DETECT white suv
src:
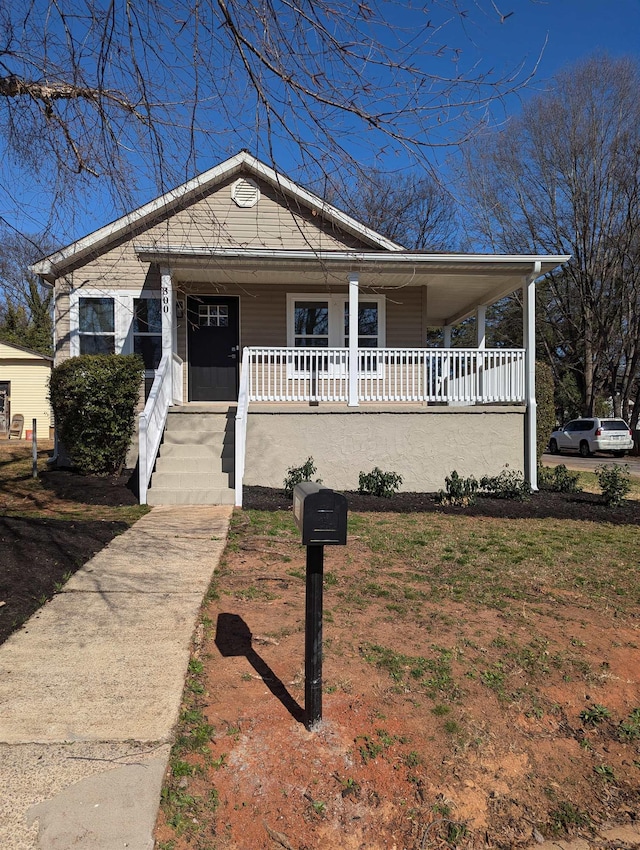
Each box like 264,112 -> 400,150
549,418 -> 634,458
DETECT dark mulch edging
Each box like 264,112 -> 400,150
243,485 -> 640,525
0,516 -> 130,644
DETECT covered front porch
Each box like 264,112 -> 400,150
243,346 -> 525,405
137,249 -> 569,504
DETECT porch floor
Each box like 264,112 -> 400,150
174,401 -> 525,414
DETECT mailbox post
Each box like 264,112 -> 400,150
293,483 -> 347,730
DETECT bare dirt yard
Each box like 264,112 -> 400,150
155,483 -> 640,850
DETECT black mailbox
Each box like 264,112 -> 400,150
293,482 -> 348,546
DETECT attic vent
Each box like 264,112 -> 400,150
231,177 -> 260,208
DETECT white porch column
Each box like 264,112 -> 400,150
524,261 -> 541,491
348,273 -> 359,407
160,266 -> 173,397
476,305 -> 486,349
443,325 -> 452,348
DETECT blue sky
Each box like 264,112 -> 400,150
465,0 -> 640,94
4,0 -> 640,244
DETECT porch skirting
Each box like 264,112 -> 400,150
243,405 -> 526,493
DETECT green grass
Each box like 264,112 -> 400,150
360,642 -> 457,698
343,513 -> 640,616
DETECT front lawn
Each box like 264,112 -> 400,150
155,490 -> 640,850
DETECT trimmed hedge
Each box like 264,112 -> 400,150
49,354 -> 144,475
536,360 -> 555,462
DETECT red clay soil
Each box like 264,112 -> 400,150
155,489 -> 640,850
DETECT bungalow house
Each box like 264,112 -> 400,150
32,151 -> 569,505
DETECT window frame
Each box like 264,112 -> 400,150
77,296 -> 116,356
286,293 -> 385,348
70,289 -> 163,375
286,293 -> 385,377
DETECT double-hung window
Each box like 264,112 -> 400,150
72,290 -> 163,372
78,298 -> 116,355
133,297 -> 162,370
287,294 -> 384,374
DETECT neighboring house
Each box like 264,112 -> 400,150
0,340 -> 53,439
32,151 -> 569,505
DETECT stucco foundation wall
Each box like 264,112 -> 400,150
243,407 -> 526,492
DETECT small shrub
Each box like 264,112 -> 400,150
283,457 -> 320,497
595,463 -> 630,507
436,470 -> 479,506
358,467 -> 402,498
537,464 -> 582,494
49,353 -> 144,475
480,467 -> 531,501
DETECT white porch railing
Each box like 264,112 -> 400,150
139,352 -> 184,504
246,347 -> 525,405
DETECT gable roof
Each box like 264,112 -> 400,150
0,339 -> 53,361
32,151 -> 403,281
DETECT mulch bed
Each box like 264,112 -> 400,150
0,515 -> 130,644
243,485 -> 640,525
0,468 -> 137,645
40,467 -> 140,506
3,472 -> 638,647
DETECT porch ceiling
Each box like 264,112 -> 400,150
135,246 -> 570,326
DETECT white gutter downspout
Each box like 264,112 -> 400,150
524,261 -> 541,491
348,274 -> 359,407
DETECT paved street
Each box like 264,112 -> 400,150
541,452 -> 640,477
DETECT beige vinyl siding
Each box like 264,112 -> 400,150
0,345 -> 53,437
142,175 -> 372,252
386,286 -> 424,347
53,171 -> 376,361
54,287 -> 71,362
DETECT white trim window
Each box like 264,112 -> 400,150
286,293 -> 385,375
133,297 -> 162,369
78,297 -> 116,355
70,289 -> 162,372
286,293 -> 385,348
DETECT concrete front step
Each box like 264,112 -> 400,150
147,488 -> 235,506
151,471 -> 232,490
157,442 -> 234,459
148,408 -> 236,506
155,456 -> 227,474
165,412 -> 234,431
162,429 -> 233,446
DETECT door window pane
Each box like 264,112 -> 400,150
199,304 -> 229,327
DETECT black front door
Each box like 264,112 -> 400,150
187,296 -> 239,401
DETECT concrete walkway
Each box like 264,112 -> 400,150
0,505 -> 232,850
